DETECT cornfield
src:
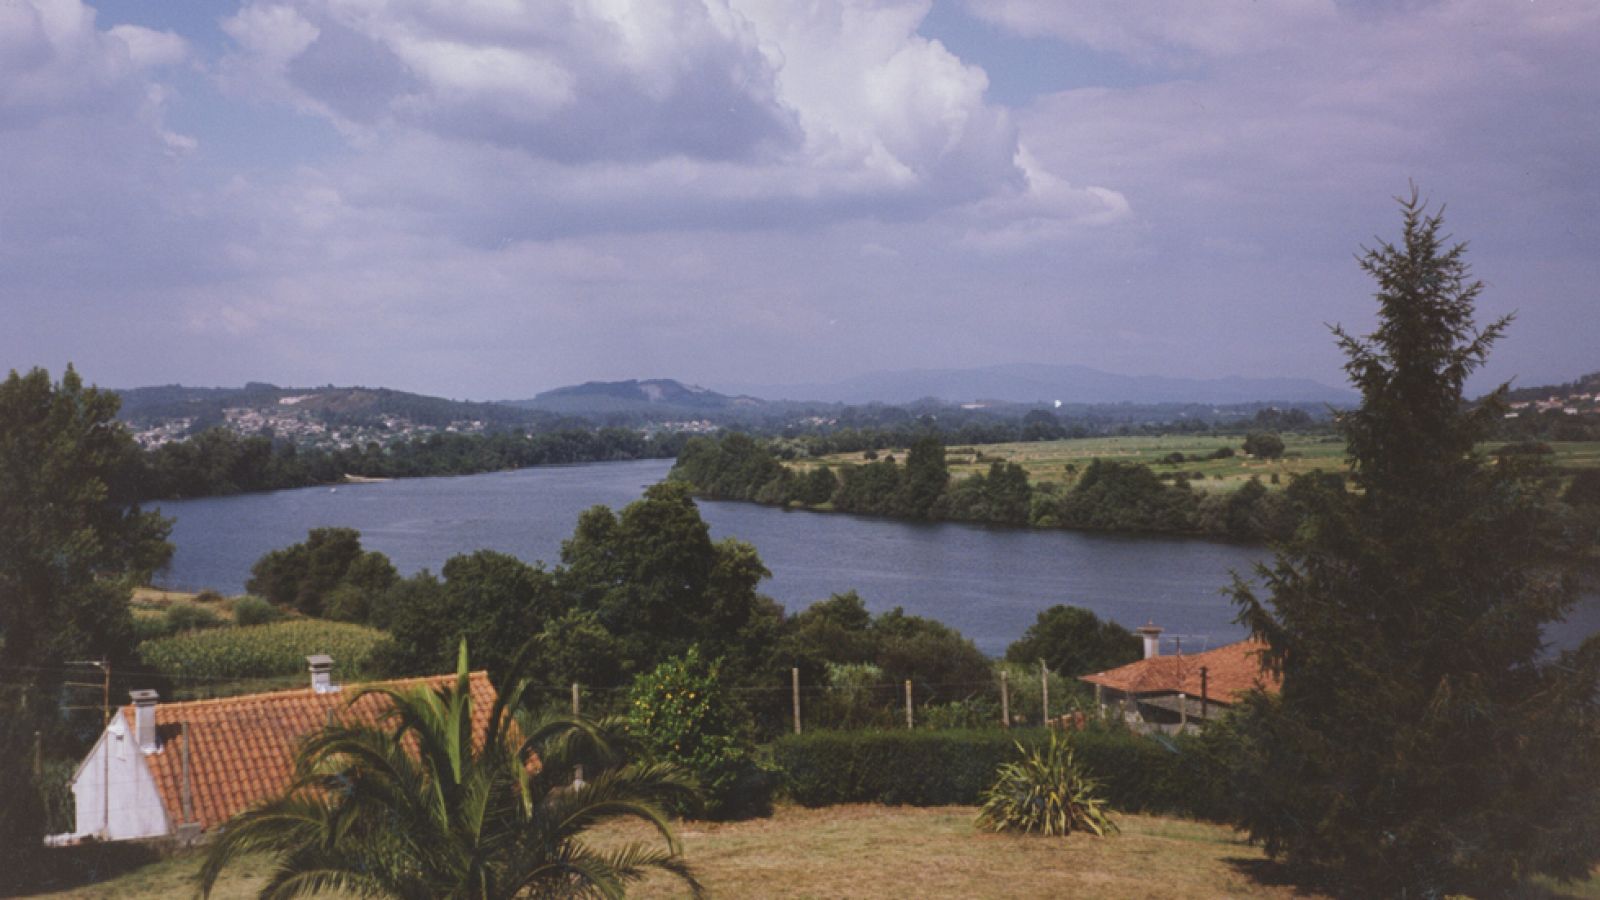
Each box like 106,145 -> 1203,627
138,619 -> 388,683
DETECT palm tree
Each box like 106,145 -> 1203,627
199,642 -> 702,898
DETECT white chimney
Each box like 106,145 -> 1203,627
130,689 -> 159,753
307,655 -> 337,693
1136,621 -> 1163,660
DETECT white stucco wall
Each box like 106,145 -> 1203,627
69,711 -> 170,841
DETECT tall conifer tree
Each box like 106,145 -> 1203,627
1229,191 -> 1600,895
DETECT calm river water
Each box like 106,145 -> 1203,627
152,459 -> 1599,656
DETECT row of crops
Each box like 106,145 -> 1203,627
138,619 -> 389,685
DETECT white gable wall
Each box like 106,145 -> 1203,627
68,710 -> 170,841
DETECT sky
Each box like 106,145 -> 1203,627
1,0 -> 1595,401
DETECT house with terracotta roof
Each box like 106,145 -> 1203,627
1079,623 -> 1279,732
56,656 -> 496,844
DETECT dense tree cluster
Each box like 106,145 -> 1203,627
1004,605 -> 1141,677
673,432 -> 1313,541
1227,193 -> 1600,894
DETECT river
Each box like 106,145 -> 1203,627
151,459 -> 1599,656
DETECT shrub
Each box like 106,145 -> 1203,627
164,602 -> 224,633
976,732 -> 1115,836
773,726 -> 1232,817
231,595 -> 283,626
138,620 -> 387,683
627,647 -> 772,819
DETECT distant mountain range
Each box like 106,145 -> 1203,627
716,363 -> 1357,406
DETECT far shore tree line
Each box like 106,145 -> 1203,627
128,425 -> 689,501
671,428 -> 1600,544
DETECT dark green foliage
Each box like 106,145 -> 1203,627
0,716 -> 47,880
1241,432 -> 1285,459
775,592 -> 879,687
894,435 -> 948,519
1565,468 -> 1600,508
0,366 -> 172,851
380,552 -> 559,682
558,482 -> 783,687
831,457 -> 903,516
774,727 -> 1227,815
163,601 -> 224,633
1004,605 -> 1140,677
873,608 -> 993,704
245,527 -> 397,617
1229,192 -> 1600,895
626,648 -> 773,820
940,461 -> 1032,526
1056,458 -> 1198,533
231,595 -> 283,626
671,433 -> 788,502
796,465 -> 838,505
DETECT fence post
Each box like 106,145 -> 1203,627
571,682 -> 584,789
792,667 -> 802,735
1040,659 -> 1049,727
904,680 -> 913,729
1000,669 -> 1010,728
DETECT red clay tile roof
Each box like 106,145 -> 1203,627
1079,639 -> 1280,702
122,671 -> 497,832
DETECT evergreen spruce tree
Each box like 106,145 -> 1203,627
1229,191 -> 1600,895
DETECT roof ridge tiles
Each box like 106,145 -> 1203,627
121,670 -> 493,714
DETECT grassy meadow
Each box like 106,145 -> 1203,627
805,434 -> 1600,493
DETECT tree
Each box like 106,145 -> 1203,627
626,647 -> 771,820
381,551 -> 560,681
557,482 -> 781,684
1005,605 -> 1140,677
200,643 -> 701,899
246,527 -> 395,617
894,435 -> 948,519
0,367 -> 173,678
0,365 -> 172,872
1241,432 -> 1285,459
1228,191 -> 1600,895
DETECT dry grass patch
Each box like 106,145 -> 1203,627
32,805 -> 1600,899
599,804 -> 1325,899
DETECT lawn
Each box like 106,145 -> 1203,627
27,804 -> 1600,898
28,806 -> 1313,899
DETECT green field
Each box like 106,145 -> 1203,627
805,435 -> 1600,493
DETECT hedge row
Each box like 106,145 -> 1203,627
771,726 -> 1232,819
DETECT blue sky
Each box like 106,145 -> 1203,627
2,0 -> 1595,399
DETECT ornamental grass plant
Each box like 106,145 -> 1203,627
976,731 -> 1116,837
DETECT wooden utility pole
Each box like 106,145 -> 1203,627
1040,659 -> 1049,727
999,669 -> 1010,728
904,680 -> 913,729
571,682 -> 580,716
792,668 -> 802,735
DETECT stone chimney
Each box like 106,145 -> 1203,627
307,655 -> 337,694
1136,621 -> 1163,660
129,689 -> 159,753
